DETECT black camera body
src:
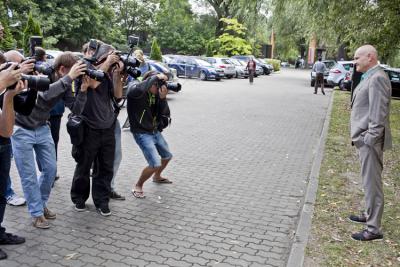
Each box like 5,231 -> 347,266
157,79 -> 181,92
0,62 -> 50,91
115,51 -> 141,79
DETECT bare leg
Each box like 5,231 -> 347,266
153,158 -> 171,181
134,166 -> 157,194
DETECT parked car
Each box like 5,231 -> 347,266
45,50 -> 63,64
258,58 -> 274,73
231,55 -> 263,76
253,58 -> 271,75
167,56 -> 224,81
327,61 -> 354,90
310,59 -> 336,87
229,58 -> 249,78
344,67 -> 400,97
204,57 -> 236,78
281,62 -> 290,68
148,60 -> 178,82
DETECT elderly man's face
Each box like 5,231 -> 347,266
354,50 -> 370,73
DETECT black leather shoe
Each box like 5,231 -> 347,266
0,233 -> 26,245
349,214 -> 367,224
110,191 -> 126,200
0,248 -> 7,260
351,229 -> 383,241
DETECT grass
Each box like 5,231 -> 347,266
305,90 -> 400,266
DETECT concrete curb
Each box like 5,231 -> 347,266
286,91 -> 335,267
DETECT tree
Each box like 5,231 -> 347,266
211,18 -> 252,56
22,12 -> 41,55
150,37 -> 162,61
0,19 -> 17,51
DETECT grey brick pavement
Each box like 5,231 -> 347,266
3,69 -> 330,266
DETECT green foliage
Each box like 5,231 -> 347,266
150,37 -> 162,61
0,20 -> 17,51
265,58 -> 281,71
22,12 -> 42,55
212,18 -> 252,57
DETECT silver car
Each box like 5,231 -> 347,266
204,57 -> 236,78
327,61 -> 354,89
229,58 -> 249,78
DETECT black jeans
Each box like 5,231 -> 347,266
49,115 -> 62,159
70,125 -> 115,209
0,139 -> 11,237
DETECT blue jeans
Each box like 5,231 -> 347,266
0,141 -> 11,236
11,125 -> 56,217
111,119 -> 122,191
133,131 -> 172,168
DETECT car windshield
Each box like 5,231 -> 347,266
195,59 -> 212,67
230,59 -> 240,66
221,59 -> 231,64
342,63 -> 353,71
324,61 -> 336,69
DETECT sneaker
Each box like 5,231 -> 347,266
0,233 -> 26,245
6,194 -> 26,206
351,229 -> 383,241
32,216 -> 50,229
96,206 -> 111,217
110,191 -> 126,200
0,248 -> 7,260
74,203 -> 87,212
348,214 -> 367,224
44,207 -> 56,220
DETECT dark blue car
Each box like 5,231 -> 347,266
168,56 -> 224,81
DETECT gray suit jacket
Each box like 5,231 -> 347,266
351,66 -> 392,151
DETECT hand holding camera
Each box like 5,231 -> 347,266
0,63 -> 22,89
68,62 -> 87,80
19,59 -> 35,74
5,80 -> 28,97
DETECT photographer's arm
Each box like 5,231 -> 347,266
112,62 -> 125,99
0,81 -> 27,137
13,88 -> 37,116
64,78 -> 89,115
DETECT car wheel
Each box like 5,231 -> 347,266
311,80 -> 315,87
200,71 -> 207,81
338,79 -> 345,90
235,71 -> 239,78
227,75 -> 233,79
215,78 -> 221,81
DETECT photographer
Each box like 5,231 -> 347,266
11,52 -> 87,229
69,41 -> 124,216
0,64 -> 27,260
127,71 -> 173,199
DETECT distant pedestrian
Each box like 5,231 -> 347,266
312,58 -> 326,95
246,58 -> 256,84
348,45 -> 392,241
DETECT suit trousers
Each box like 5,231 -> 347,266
358,142 -> 384,234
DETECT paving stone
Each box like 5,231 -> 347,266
5,71 -> 330,266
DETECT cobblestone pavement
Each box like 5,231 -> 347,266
4,69 -> 331,266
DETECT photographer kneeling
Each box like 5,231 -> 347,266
11,52 -> 87,229
127,71 -> 173,198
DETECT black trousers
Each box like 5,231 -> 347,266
0,140 -> 11,237
70,124 -> 115,209
49,115 -> 62,159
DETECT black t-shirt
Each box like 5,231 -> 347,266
82,77 -> 116,129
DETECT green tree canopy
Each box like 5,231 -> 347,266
150,37 -> 162,61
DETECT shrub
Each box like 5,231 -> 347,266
265,58 -> 281,71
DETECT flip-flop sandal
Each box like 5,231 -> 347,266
132,191 -> 145,198
152,178 -> 173,184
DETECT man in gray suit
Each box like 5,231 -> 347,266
349,45 -> 392,241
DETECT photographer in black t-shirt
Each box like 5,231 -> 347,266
70,41 -> 124,216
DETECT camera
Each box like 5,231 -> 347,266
34,62 -> 54,76
157,79 -> 181,92
115,51 -> 141,79
79,59 -> 105,81
0,62 -> 50,91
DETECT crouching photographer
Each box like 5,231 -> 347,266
126,71 -> 174,199
69,40 -> 126,216
10,52 -> 87,229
